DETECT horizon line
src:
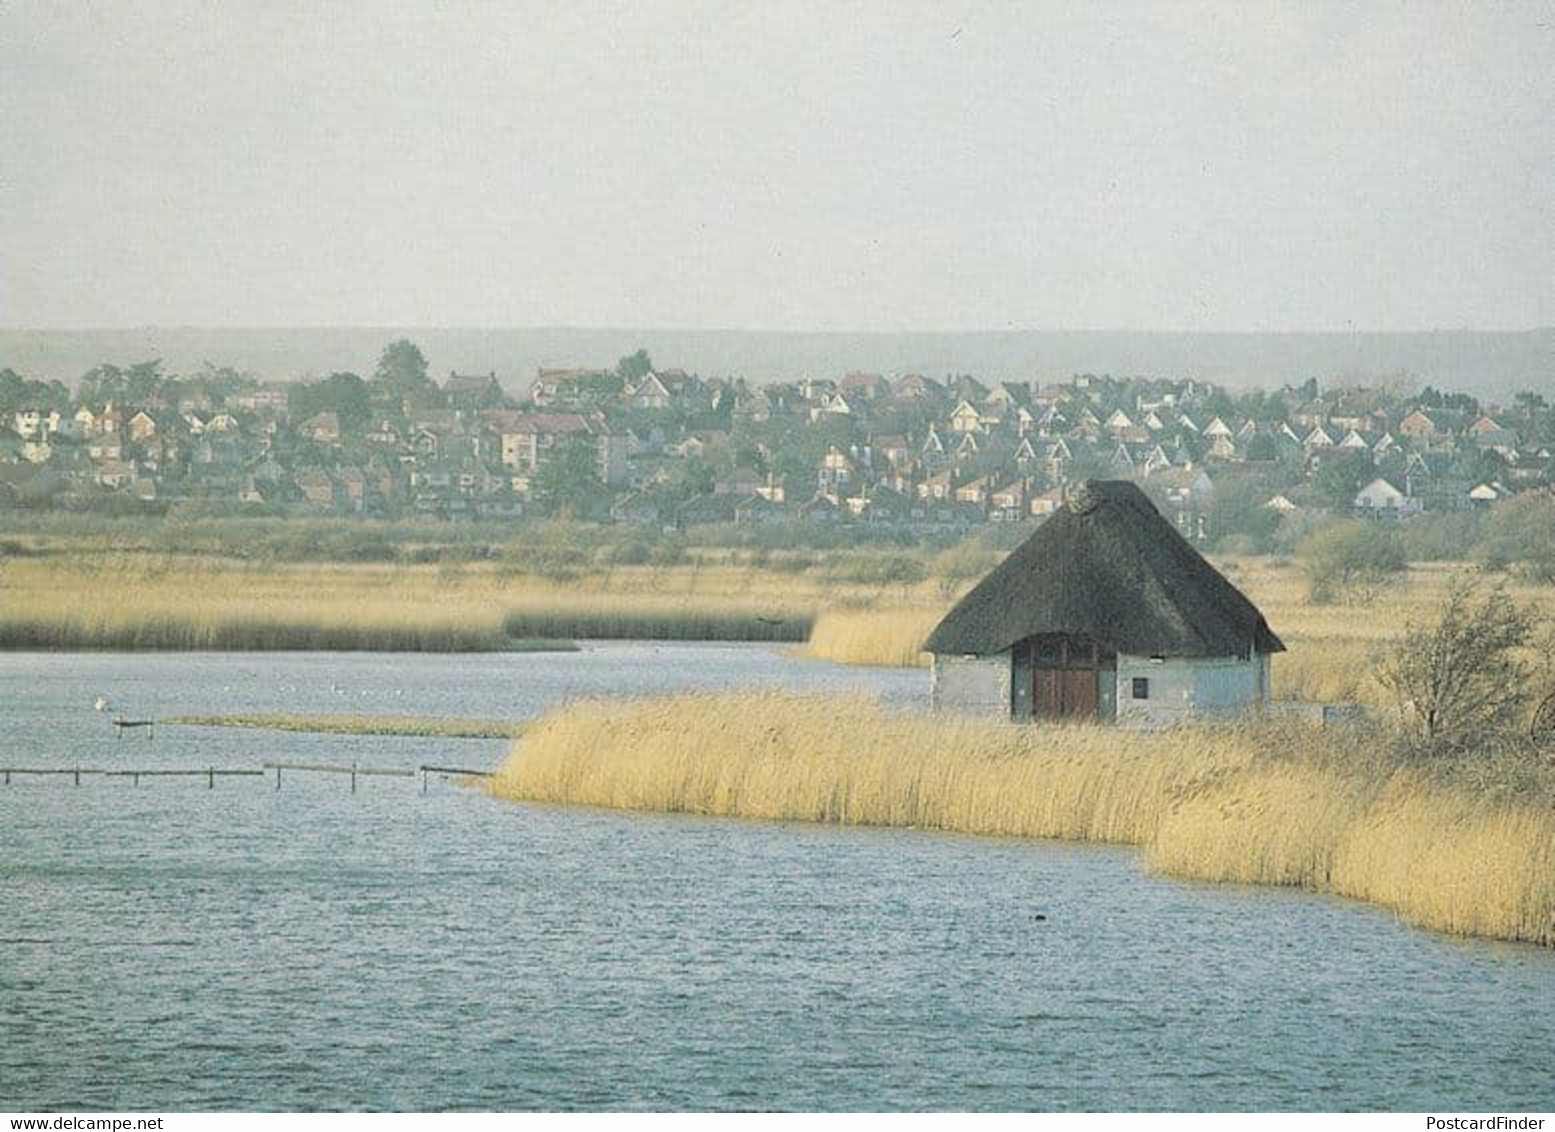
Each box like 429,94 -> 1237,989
2,323 -> 1551,337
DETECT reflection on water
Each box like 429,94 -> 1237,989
1,647 -> 1552,1111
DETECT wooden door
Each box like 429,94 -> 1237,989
1024,635 -> 1112,722
1033,667 -> 1061,718
1060,668 -> 1097,719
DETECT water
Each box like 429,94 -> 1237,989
2,647 -> 1552,1111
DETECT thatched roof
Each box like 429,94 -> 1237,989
925,480 -> 1284,658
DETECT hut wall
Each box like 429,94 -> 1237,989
931,652 -> 1011,716
1115,653 -> 1268,728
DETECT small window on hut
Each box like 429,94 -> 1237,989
1131,677 -> 1150,700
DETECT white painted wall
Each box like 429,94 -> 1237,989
1114,653 -> 1269,729
932,653 -> 1011,716
932,649 -> 1274,727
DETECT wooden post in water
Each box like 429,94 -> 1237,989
351,763 -> 357,794
274,765 -> 282,791
74,767 -> 80,786
208,767 -> 214,789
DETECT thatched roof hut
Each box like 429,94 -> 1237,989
927,480 -> 1282,725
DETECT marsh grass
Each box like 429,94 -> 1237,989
0,555 -> 819,651
171,713 -> 526,738
6,551 -> 1551,695
489,691 -> 1555,947
801,607 -> 942,667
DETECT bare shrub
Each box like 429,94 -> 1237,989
1376,577 -> 1539,753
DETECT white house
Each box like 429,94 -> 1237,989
926,480 -> 1283,728
1354,477 -> 1420,517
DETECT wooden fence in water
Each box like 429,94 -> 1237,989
1,762 -> 493,793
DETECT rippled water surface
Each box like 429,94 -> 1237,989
2,648 -> 1552,1111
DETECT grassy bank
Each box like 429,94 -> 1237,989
487,691 -> 1555,948
170,713 -> 526,738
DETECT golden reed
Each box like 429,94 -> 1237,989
488,691 -> 1555,948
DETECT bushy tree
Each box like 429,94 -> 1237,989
0,368 -> 71,415
371,339 -> 436,412
616,349 -> 653,382
1300,519 -> 1408,604
1478,492 -> 1555,582
1377,578 -> 1538,753
78,360 -> 163,406
530,434 -> 607,518
1310,450 -> 1374,508
290,372 -> 372,429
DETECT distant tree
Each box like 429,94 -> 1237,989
1478,492 -> 1555,582
0,368 -> 71,415
1310,450 -> 1374,509
733,441 -> 768,476
1234,388 -> 1281,422
1377,577 -> 1538,753
616,349 -> 653,383
1201,388 -> 1237,423
568,372 -> 626,407
78,360 -> 163,407
126,360 -> 164,405
290,372 -> 372,430
1511,390 -> 1547,419
530,434 -> 605,517
1203,474 -> 1282,553
371,339 -> 434,404
671,455 -> 716,499
1442,391 -> 1480,417
1243,433 -> 1278,462
932,538 -> 1004,598
1299,519 -> 1408,604
1461,447 -> 1504,487
192,363 -> 256,405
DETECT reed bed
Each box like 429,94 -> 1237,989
0,555 -> 820,651
801,607 -> 944,667
488,691 -> 1555,948
170,713 -> 527,738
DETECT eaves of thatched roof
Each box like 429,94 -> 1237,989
925,479 -> 1284,659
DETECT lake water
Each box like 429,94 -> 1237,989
2,646 -> 1552,1111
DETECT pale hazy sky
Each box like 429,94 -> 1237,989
2,1 -> 1552,332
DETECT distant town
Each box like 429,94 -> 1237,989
2,338 -> 1551,547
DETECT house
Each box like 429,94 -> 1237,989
925,480 -> 1283,727
949,400 -> 984,435
300,412 -> 342,445
1397,409 -> 1439,442
1354,477 -> 1420,517
893,373 -> 944,400
625,372 -> 672,410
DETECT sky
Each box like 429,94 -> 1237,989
2,1 -> 1552,333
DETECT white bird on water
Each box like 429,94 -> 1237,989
94,696 -> 109,712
